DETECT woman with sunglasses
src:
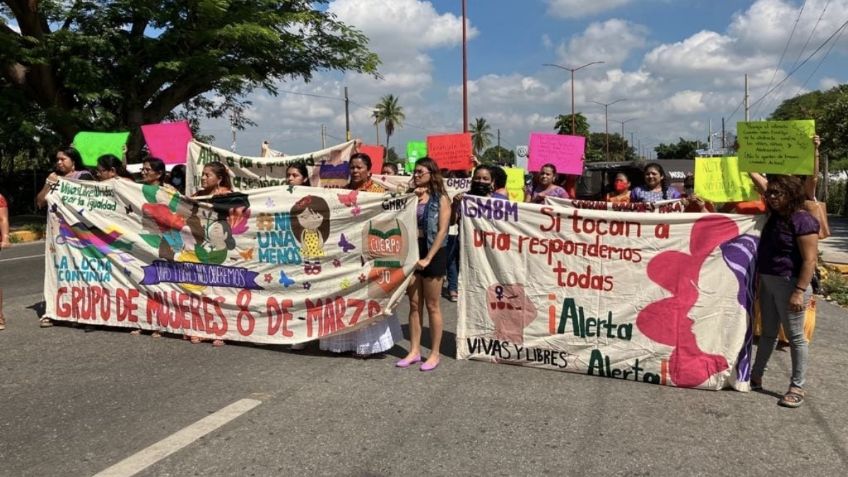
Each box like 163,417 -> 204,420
751,175 -> 819,408
397,158 -> 451,371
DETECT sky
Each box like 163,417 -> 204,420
58,1 -> 848,157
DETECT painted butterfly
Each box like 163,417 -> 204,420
338,234 -> 355,253
239,247 -> 255,260
337,190 -> 358,207
351,206 -> 361,217
279,270 -> 295,288
265,197 -> 276,208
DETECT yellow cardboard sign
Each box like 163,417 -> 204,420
695,156 -> 760,203
737,120 -> 815,174
504,167 -> 525,202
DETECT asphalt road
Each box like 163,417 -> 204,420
1,240 -> 847,476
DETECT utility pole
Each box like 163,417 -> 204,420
722,117 -> 726,150
462,0 -> 468,133
544,61 -> 604,134
375,123 -> 380,145
321,124 -> 326,149
344,86 -> 351,141
744,74 -> 749,122
497,129 -> 501,162
592,99 -> 625,161
613,118 -> 635,160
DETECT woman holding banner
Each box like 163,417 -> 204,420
751,175 -> 818,408
95,155 -> 133,181
526,164 -> 568,204
36,147 -> 95,209
193,161 -> 233,197
397,158 -> 451,371
286,162 -> 311,187
630,163 -> 680,203
345,153 -> 385,193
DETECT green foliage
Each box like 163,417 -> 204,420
469,117 -> 493,155
821,266 -> 848,308
386,146 -> 400,164
554,113 -> 590,137
479,146 -> 515,166
826,179 -> 845,215
770,85 -> 848,169
586,132 -> 635,162
372,94 -> 405,152
0,0 -> 380,161
654,138 -> 706,159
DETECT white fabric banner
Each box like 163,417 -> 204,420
546,197 -> 689,213
43,178 -> 417,344
456,196 -> 765,390
186,140 -> 357,195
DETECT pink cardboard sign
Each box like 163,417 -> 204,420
141,121 -> 193,165
358,144 -> 385,174
528,133 -> 585,175
427,133 -> 473,170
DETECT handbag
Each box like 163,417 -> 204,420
803,200 -> 830,239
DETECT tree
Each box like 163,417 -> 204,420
654,138 -> 706,159
469,117 -> 493,155
0,0 -> 379,161
480,146 -> 515,166
371,94 -> 405,155
554,113 -> 590,137
586,133 -> 634,163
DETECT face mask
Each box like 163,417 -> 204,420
469,181 -> 493,196
614,180 -> 628,192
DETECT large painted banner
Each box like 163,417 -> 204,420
546,197 -> 689,213
42,178 -> 417,344
456,197 -> 765,390
371,174 -> 471,199
186,140 -> 357,195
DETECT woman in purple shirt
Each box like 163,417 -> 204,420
751,175 -> 819,408
526,163 -> 568,203
630,162 -> 681,203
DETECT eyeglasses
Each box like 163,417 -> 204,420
413,170 -> 430,176
141,168 -> 153,173
764,189 -> 785,198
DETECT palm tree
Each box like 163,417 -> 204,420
554,113 -> 590,137
469,117 -> 493,156
372,94 -> 405,154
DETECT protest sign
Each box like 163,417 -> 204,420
42,178 -> 418,344
546,196 -> 689,213
737,120 -> 815,175
357,144 -> 385,173
141,121 -> 193,165
406,141 -> 427,174
186,140 -> 356,195
427,133 -> 473,170
695,157 -> 760,202
528,133 -> 585,175
504,167 -> 526,202
457,198 -> 764,390
72,132 -> 130,167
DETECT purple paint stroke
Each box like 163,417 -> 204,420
720,233 -> 760,384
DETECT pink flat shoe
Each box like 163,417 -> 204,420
420,359 -> 440,372
396,355 -> 421,368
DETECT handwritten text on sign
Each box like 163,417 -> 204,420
456,197 -> 765,391
694,156 -> 759,203
427,133 -> 473,170
737,120 -> 815,175
528,133 -> 585,175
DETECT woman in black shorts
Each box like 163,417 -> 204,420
396,157 -> 451,371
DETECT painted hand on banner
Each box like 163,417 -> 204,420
487,284 -> 537,345
637,216 -> 740,388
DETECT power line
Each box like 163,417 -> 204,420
752,0 -> 807,118
277,89 -> 345,102
794,12 -> 845,96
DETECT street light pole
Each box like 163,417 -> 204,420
543,61 -> 604,134
591,99 -> 625,161
612,118 -> 635,160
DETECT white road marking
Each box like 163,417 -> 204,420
92,398 -> 263,477
0,254 -> 44,263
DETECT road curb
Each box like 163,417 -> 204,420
10,230 -> 44,243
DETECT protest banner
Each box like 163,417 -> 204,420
528,133 -> 584,175
406,141 -> 427,174
457,197 -> 764,390
427,133 -> 473,170
186,140 -> 357,195
737,120 -> 815,175
42,178 -> 418,344
357,144 -> 385,173
371,174 -> 470,199
546,196 -> 689,213
504,167 -> 526,202
141,121 -> 193,165
72,131 -> 130,167
695,156 -> 760,203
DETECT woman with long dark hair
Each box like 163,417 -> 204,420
95,154 -> 133,181
286,162 -> 311,187
194,161 -> 233,197
751,175 -> 818,408
630,162 -> 680,203
397,157 -> 451,371
36,148 -> 94,208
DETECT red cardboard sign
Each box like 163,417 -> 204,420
357,144 -> 385,173
427,133 -> 473,170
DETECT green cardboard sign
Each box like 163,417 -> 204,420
73,131 -> 130,167
406,141 -> 426,173
737,120 -> 815,174
694,156 -> 759,203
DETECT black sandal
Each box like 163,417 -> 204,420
778,387 -> 805,408
751,377 -> 763,391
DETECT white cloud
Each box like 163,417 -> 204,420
557,19 -> 649,67
545,0 -> 632,19
819,76 -> 841,90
